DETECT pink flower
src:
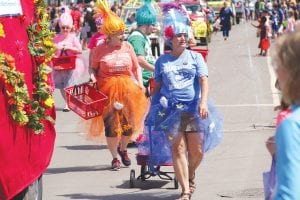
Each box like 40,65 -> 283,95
164,26 -> 174,39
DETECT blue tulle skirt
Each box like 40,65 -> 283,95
137,96 -> 223,164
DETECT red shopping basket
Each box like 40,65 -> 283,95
52,49 -> 76,71
191,47 -> 208,63
64,82 -> 108,120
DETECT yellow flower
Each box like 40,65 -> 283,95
19,117 -> 29,125
114,128 -> 123,135
17,103 -> 25,111
43,39 -> 53,47
33,0 -> 38,4
44,97 -> 54,108
42,74 -> 48,81
122,124 -> 132,131
18,111 -> 29,125
0,23 -> 5,38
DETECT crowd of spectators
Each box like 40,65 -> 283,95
47,1 -> 125,50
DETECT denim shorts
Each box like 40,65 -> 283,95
178,112 -> 204,133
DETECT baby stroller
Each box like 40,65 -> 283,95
129,118 -> 179,189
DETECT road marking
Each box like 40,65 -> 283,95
245,23 -> 280,106
223,127 -> 275,132
245,23 -> 260,104
267,54 -> 280,106
216,104 -> 274,107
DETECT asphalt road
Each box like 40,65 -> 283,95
43,20 -> 279,200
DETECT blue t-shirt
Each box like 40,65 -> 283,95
274,105 -> 300,200
154,49 -> 208,102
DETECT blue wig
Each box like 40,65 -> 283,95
163,3 -> 190,36
162,2 -> 192,48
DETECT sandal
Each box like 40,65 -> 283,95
189,174 -> 196,194
180,192 -> 191,200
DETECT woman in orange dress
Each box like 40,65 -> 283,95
88,0 -> 149,170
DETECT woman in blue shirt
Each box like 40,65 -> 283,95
148,4 -> 223,200
272,30 -> 300,200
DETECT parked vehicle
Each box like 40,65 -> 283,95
181,0 -> 208,45
207,0 -> 225,15
120,0 -> 162,39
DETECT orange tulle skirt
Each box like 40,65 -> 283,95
85,75 -> 149,141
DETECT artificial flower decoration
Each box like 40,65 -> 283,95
0,53 -> 55,133
0,22 -> 5,38
5,54 -> 16,69
176,103 -> 184,110
122,124 -> 132,131
0,54 -> 29,125
160,125 -> 167,130
158,111 -> 165,117
114,128 -> 123,135
164,25 -> 174,39
0,0 -> 56,134
44,97 -> 55,108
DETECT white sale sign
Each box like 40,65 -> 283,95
0,0 -> 23,16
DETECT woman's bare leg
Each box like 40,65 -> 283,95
171,132 -> 190,194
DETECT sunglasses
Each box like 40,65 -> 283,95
61,26 -> 71,30
175,33 -> 188,38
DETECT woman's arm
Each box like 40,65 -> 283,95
137,56 -> 155,72
90,47 -> 99,83
198,76 -> 209,119
132,65 -> 144,89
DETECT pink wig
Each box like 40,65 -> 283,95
59,13 -> 73,28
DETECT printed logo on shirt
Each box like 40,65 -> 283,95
103,52 -> 131,73
164,63 -> 195,90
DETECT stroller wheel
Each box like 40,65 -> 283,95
174,176 -> 179,189
129,169 -> 135,188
